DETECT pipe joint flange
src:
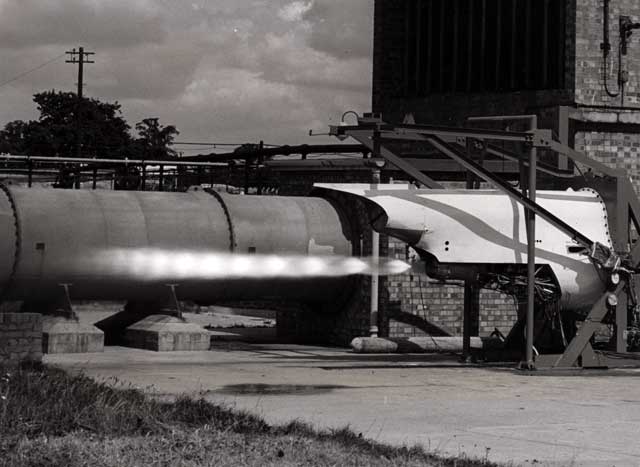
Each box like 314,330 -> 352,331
0,183 -> 20,301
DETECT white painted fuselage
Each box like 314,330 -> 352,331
316,184 -> 612,311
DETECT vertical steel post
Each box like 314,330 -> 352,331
244,157 -> 249,194
463,279 -> 480,361
558,106 -> 570,170
257,140 -> 264,195
92,167 -> 97,190
141,165 -> 147,191
463,139 -> 479,361
159,165 -> 164,191
615,178 -> 630,353
524,117 -> 538,369
370,167 -> 380,337
27,159 -> 32,188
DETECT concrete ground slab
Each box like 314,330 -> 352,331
46,344 -> 640,466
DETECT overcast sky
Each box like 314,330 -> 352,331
0,0 -> 373,151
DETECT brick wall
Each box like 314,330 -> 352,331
386,237 -> 518,339
0,313 -> 42,364
571,0 -> 640,195
575,131 -> 640,193
574,0 -> 640,107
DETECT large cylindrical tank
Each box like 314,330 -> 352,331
0,186 -> 353,305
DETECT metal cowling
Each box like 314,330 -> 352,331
2,186 -> 353,305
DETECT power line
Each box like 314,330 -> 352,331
0,52 -> 67,90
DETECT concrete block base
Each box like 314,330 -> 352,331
42,317 -> 104,354
124,315 -> 211,351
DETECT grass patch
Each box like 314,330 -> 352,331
0,363 -> 500,466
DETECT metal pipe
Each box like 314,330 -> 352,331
0,154 -> 227,167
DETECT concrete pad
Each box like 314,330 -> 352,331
46,345 -> 640,466
42,316 -> 104,354
124,315 -> 210,351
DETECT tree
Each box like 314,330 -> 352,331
0,91 -> 181,163
135,118 -> 179,160
0,90 -> 132,158
0,120 -> 42,154
35,90 -> 132,158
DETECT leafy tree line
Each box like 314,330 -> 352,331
0,90 -> 179,160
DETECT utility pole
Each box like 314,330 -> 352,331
66,47 -> 94,187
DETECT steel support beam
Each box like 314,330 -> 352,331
333,123 -> 532,144
544,139 -> 621,178
485,145 -> 574,178
347,130 -> 443,189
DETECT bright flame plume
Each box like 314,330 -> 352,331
93,248 -> 411,281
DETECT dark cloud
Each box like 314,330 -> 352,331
0,0 -> 166,49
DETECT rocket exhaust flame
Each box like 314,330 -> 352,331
93,248 -> 410,281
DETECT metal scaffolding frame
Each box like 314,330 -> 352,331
330,113 -> 640,369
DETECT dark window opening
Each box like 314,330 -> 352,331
402,0 -> 566,96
